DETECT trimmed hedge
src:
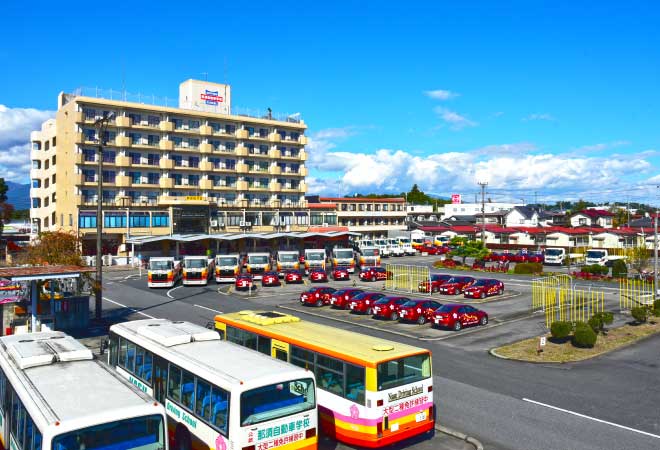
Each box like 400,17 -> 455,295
573,322 -> 597,348
611,259 -> 627,278
581,264 -> 610,276
513,262 -> 543,274
550,321 -> 572,340
631,306 -> 650,323
588,312 -> 614,334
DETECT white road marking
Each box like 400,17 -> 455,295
522,398 -> 660,440
194,304 -> 223,314
102,297 -> 158,319
167,285 -> 184,299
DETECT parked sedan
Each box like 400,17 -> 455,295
332,266 -> 351,281
330,288 -> 365,309
527,253 -> 544,263
417,245 -> 443,255
438,276 -> 475,295
235,274 -> 255,291
372,296 -> 410,321
284,270 -> 304,284
300,287 -> 336,306
398,299 -> 443,324
309,268 -> 329,283
511,252 -> 529,263
359,266 -> 390,282
432,304 -> 488,331
349,292 -> 386,314
463,278 -> 504,299
418,274 -> 453,293
261,271 -> 281,287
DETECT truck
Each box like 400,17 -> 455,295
332,248 -> 356,273
246,252 -> 271,279
215,254 -> 241,283
182,256 -> 214,286
373,238 -> 391,258
147,257 -> 181,288
387,238 -> 405,257
433,235 -> 450,247
543,248 -> 566,265
304,249 -> 327,273
584,248 -> 626,267
358,247 -> 381,268
276,250 -> 301,276
397,237 -> 417,256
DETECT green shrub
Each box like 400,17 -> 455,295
514,262 -> 543,274
572,323 -> 597,348
611,260 -> 627,278
582,264 -> 609,275
588,312 -> 614,334
631,306 -> 650,323
550,321 -> 572,340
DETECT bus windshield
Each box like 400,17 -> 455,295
334,250 -> 353,259
545,249 -> 563,256
149,260 -> 172,270
249,255 -> 269,264
52,414 -> 165,450
362,248 -> 378,256
377,354 -> 431,391
587,250 -> 606,258
218,257 -> 238,266
240,378 -> 316,426
186,259 -> 206,269
278,253 -> 298,262
306,252 -> 325,260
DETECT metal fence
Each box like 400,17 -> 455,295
619,278 -> 656,309
385,264 -> 430,294
532,275 -> 605,327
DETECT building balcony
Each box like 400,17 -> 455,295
200,161 -> 213,171
236,180 -> 248,190
248,167 -> 269,175
248,184 -> 269,192
115,175 -> 131,187
114,155 -> 130,166
74,132 -> 84,145
268,132 -> 281,143
236,145 -> 248,156
299,181 -> 307,193
74,111 -> 85,123
236,163 -> 248,174
236,129 -> 249,139
299,166 -> 308,176
299,149 -> 307,161
116,116 -> 131,127
159,177 -> 174,188
299,135 -> 308,145
199,125 -> 212,135
200,179 -> 213,190
249,150 -> 270,159
159,140 -> 174,151
116,136 -> 130,147
269,182 -> 281,192
269,166 -> 281,175
159,158 -> 174,169
200,143 -> 213,154
268,148 -> 281,159
159,121 -> 174,132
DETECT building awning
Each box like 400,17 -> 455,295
0,265 -> 95,282
126,230 -> 360,245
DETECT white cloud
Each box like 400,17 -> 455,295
434,107 -> 477,130
523,113 -> 555,122
424,90 -> 458,101
0,105 -> 54,183
571,140 -> 630,154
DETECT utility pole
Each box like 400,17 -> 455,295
655,203 -> 658,298
478,182 -> 488,243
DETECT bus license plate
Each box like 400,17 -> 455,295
415,411 -> 427,422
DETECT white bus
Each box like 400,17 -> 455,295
215,254 -> 240,283
182,256 -> 214,286
0,331 -> 168,450
109,319 -> 318,450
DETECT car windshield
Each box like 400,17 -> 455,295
185,259 -> 206,268
436,304 -> 457,313
377,353 -> 431,391
218,257 -> 238,266
334,289 -> 348,295
374,298 -> 389,305
52,414 -> 165,450
587,250 -> 606,258
149,260 -> 172,270
334,250 -> 353,258
471,280 -> 488,286
352,293 -> 369,300
431,275 -> 449,281
278,253 -> 298,262
240,378 -> 316,426
446,278 -> 461,283
402,300 -> 421,307
545,249 -> 562,256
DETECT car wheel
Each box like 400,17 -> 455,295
432,287 -> 438,293
498,288 -> 503,295
315,300 -> 323,307
480,292 -> 486,299
481,316 -> 489,326
390,312 -> 398,321
453,321 -> 462,331
417,316 -> 426,325
366,307 -> 373,315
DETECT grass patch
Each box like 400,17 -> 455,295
494,320 -> 660,363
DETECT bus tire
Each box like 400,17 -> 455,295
174,425 -> 192,450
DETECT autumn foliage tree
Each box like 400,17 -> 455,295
27,231 -> 85,266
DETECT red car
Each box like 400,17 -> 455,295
371,296 -> 410,320
417,245 -> 443,255
438,276 -> 475,295
418,274 -> 453,293
432,304 -> 488,330
398,299 -> 443,324
300,287 -> 336,306
511,252 -> 529,263
349,292 -> 386,314
463,278 -> 504,299
261,271 -> 281,287
309,268 -> 329,283
284,270 -> 304,284
527,253 -> 544,263
359,266 -> 389,282
235,274 -> 254,291
332,266 -> 351,281
330,288 -> 365,309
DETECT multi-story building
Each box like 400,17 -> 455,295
441,202 -> 522,220
308,196 -> 406,238
29,79 -> 319,254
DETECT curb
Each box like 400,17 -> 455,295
436,424 -> 484,450
488,347 -> 511,360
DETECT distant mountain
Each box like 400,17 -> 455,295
5,181 -> 30,210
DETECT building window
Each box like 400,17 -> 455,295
45,141 -> 50,151
69,214 -> 73,226
189,157 -> 200,168
147,153 -> 160,165
44,179 -> 49,188
147,135 -> 160,146
172,118 -> 183,129
52,137 -> 56,147
32,179 -> 40,188
152,213 -> 169,227
44,160 -> 49,170
172,136 -> 183,148
226,124 -> 236,134
128,113 -> 142,124
79,214 -> 97,228
32,141 -> 41,151
105,212 -> 127,228
130,213 -> 149,228
82,169 -> 96,182
103,150 -> 116,163
102,170 -> 116,183
31,198 -> 40,208
148,115 -> 159,127
172,155 -> 183,167
147,173 -> 160,184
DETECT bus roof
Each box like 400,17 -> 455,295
110,320 -> 312,387
0,332 -> 157,426
215,311 -> 429,367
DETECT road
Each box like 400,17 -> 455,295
99,261 -> 660,450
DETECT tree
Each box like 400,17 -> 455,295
449,238 -> 489,265
27,231 -> 85,266
628,245 -> 649,274
609,206 -> 628,227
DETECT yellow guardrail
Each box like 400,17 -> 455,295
532,275 -> 605,327
385,264 -> 430,293
619,278 -> 655,309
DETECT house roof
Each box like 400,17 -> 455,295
506,206 -> 538,220
318,197 -> 405,203
574,209 -> 614,218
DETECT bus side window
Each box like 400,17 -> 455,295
108,334 -> 118,367
135,346 -> 145,379
143,351 -> 153,383
126,341 -> 136,373
210,386 -> 229,433
257,336 -> 271,356
316,354 -> 345,397
24,415 -> 34,450
34,429 -> 42,450
118,337 -> 127,368
346,364 -> 366,405
291,346 -> 314,371
195,379 -> 211,421
168,365 -> 182,403
181,370 -> 195,411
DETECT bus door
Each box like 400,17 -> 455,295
153,355 -> 168,404
272,339 -> 290,362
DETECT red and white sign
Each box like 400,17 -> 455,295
451,194 -> 461,204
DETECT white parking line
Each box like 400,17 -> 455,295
103,297 -> 158,319
194,304 -> 223,314
167,286 -> 183,299
522,398 -> 660,440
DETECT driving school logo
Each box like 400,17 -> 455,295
388,384 -> 424,402
201,89 -> 223,105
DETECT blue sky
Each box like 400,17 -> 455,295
1,1 -> 659,204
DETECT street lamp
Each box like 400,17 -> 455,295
94,111 -> 115,321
